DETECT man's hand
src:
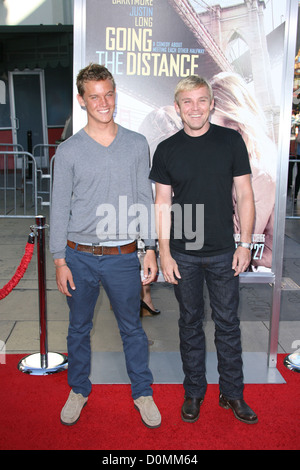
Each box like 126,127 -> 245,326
54,259 -> 76,297
232,246 -> 251,276
160,252 -> 181,285
142,250 -> 158,285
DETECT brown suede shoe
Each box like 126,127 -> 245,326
219,393 -> 258,424
134,396 -> 161,428
60,390 -> 88,425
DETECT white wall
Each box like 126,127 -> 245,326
0,0 -> 73,26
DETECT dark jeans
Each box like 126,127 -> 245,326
172,249 -> 244,400
65,245 -> 153,399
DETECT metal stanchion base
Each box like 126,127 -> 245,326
18,352 -> 68,376
283,353 -> 300,372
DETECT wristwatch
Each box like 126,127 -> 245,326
144,245 -> 156,251
237,242 -> 253,250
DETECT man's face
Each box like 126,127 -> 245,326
77,79 -> 116,126
174,85 -> 214,137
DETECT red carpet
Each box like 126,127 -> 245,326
0,354 -> 299,451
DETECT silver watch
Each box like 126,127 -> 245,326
237,242 -> 253,250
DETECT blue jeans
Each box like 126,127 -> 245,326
172,249 -> 244,400
65,245 -> 153,399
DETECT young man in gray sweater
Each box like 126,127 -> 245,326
50,64 -> 160,428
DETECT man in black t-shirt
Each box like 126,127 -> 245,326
150,75 -> 258,425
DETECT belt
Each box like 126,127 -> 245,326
67,240 -> 137,256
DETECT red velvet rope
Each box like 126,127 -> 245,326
0,239 -> 35,300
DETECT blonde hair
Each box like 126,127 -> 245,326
210,72 -> 269,162
174,75 -> 213,104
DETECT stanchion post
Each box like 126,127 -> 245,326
18,216 -> 68,375
36,215 -> 48,369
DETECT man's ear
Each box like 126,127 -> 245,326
174,100 -> 180,115
77,93 -> 86,110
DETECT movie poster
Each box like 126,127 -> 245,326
75,0 -> 288,274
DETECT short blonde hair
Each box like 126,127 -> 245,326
174,75 -> 213,103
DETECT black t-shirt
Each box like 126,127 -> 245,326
149,124 -> 251,257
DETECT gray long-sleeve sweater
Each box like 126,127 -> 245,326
49,125 -> 156,259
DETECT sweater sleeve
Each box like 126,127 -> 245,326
49,144 -> 74,259
136,136 -> 156,245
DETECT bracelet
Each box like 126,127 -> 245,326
55,263 -> 68,268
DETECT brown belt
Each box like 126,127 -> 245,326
67,240 -> 137,256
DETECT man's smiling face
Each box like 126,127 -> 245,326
175,85 -> 214,137
77,79 -> 116,127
